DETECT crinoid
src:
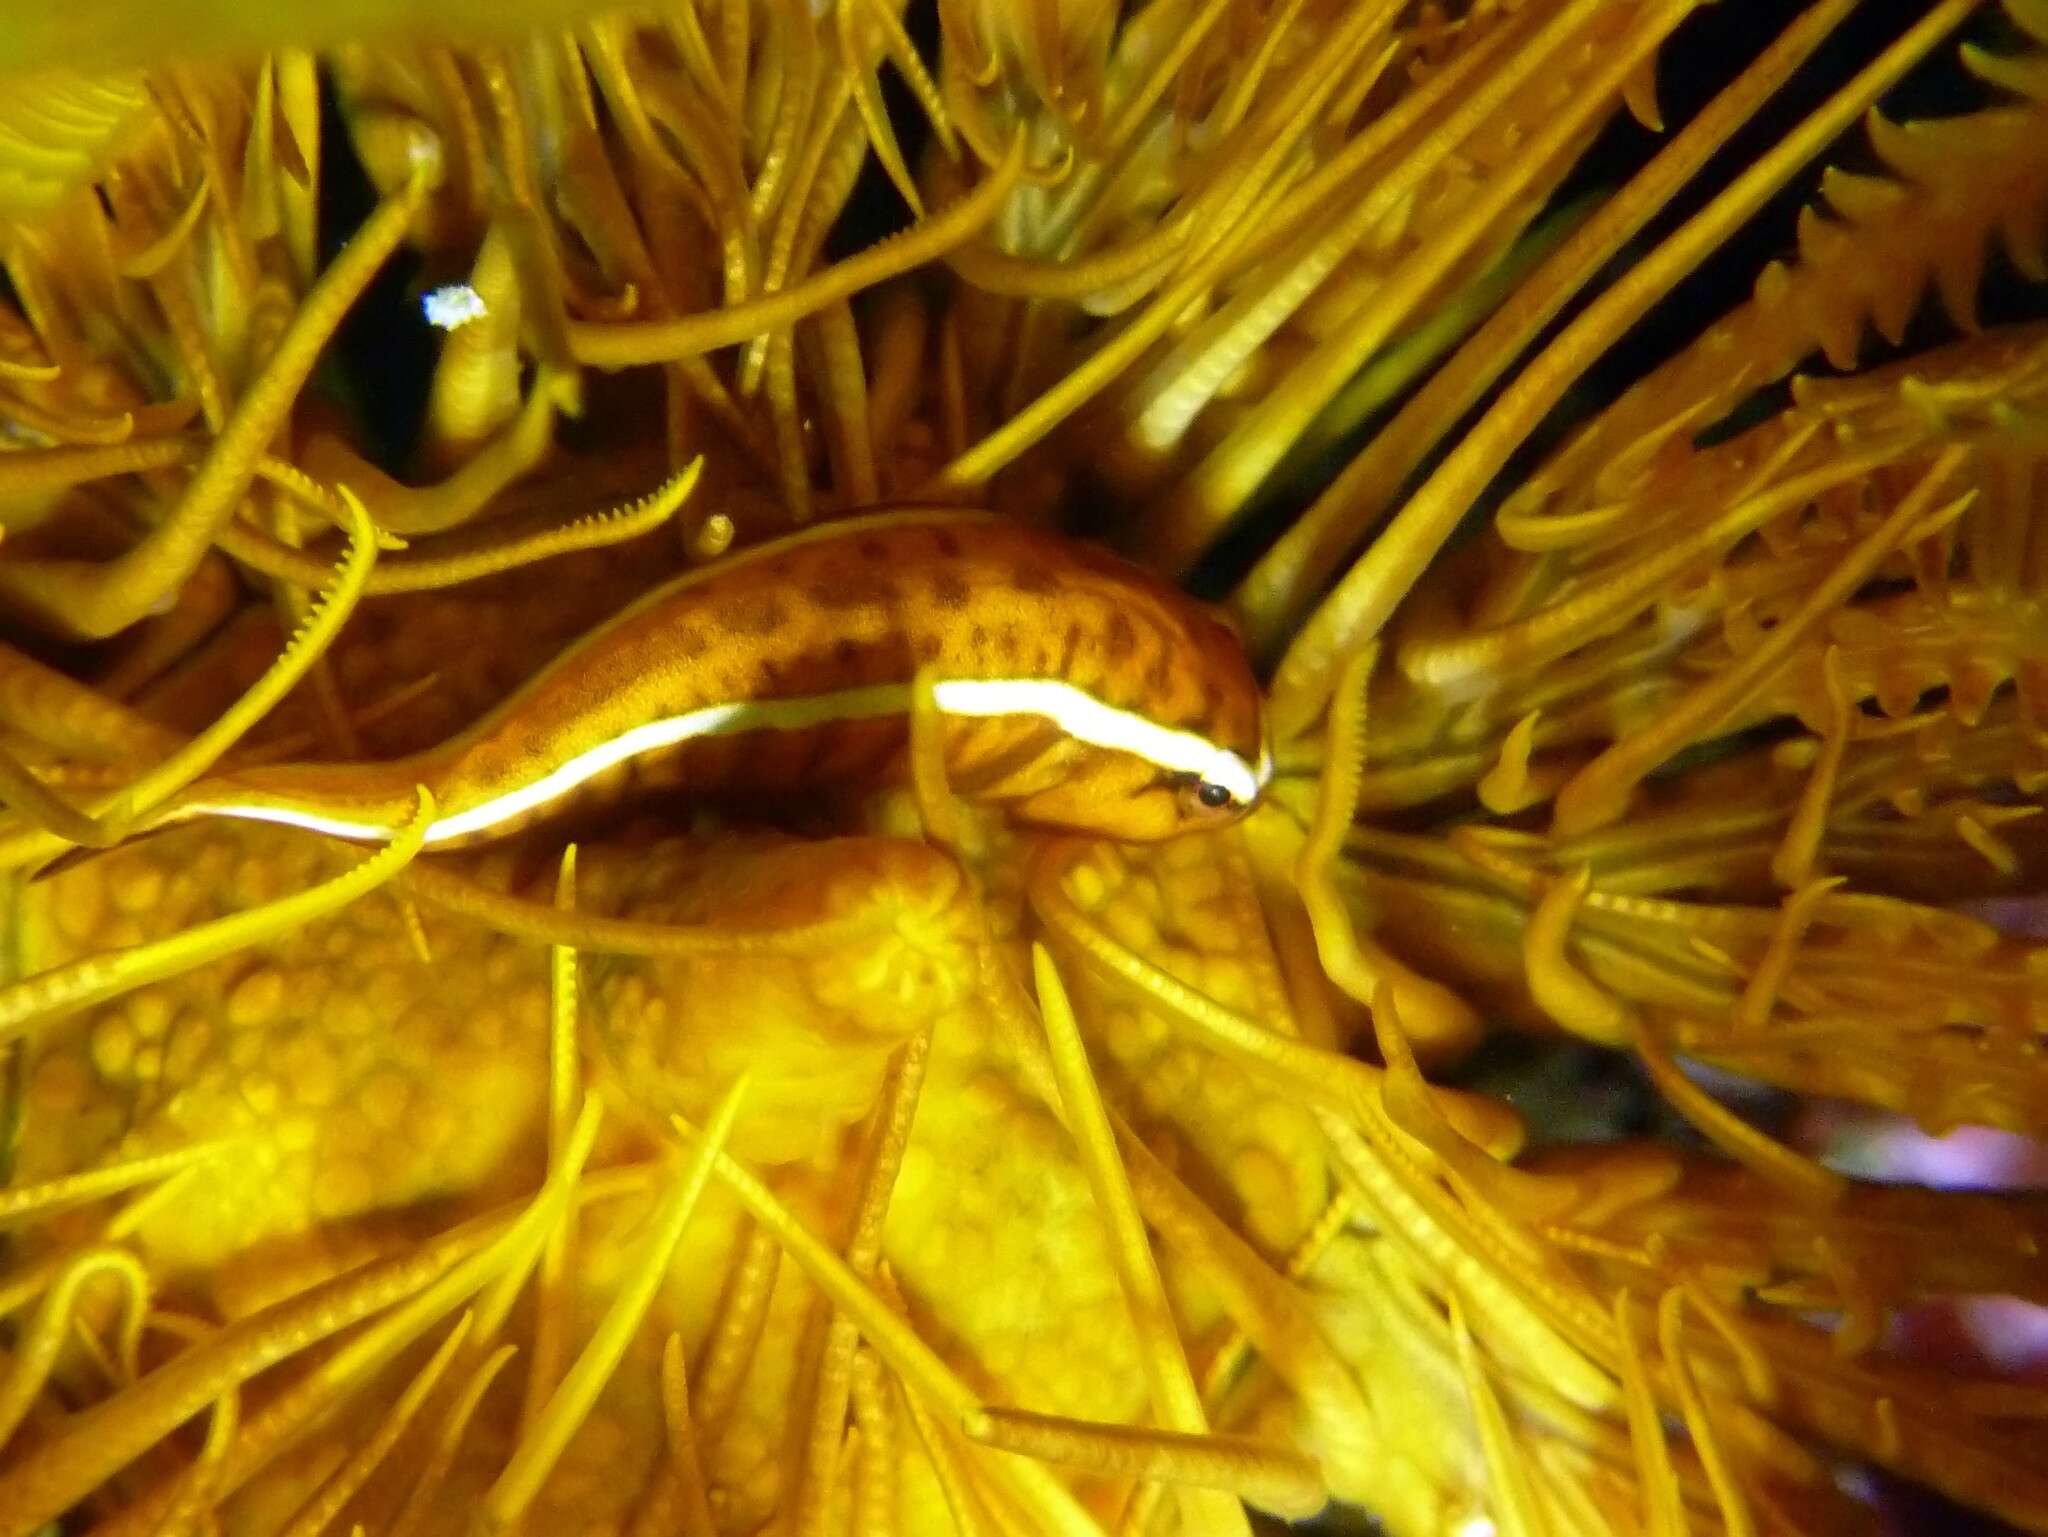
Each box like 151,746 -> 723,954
0,2 -> 2045,1535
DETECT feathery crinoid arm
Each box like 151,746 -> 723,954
1508,0 -> 2048,528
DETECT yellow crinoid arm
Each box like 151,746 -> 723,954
0,483 -> 383,871
0,785 -> 435,1044
0,162 -> 436,641
0,1 -> 628,77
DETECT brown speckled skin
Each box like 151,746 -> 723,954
176,511 -> 1266,843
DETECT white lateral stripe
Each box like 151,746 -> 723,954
929,678 -> 1260,799
202,801 -> 403,842
210,678 -> 1259,844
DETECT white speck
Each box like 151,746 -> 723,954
422,285 -> 488,331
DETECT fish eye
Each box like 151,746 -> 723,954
1171,772 -> 1245,819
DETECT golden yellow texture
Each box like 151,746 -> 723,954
0,1 -> 2045,1535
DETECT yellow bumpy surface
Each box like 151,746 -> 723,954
8,786 -> 1334,1532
